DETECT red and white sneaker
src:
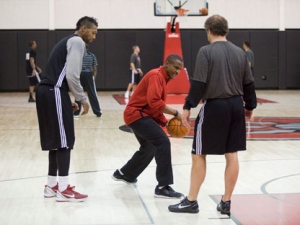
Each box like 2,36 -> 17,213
56,185 -> 88,202
44,183 -> 58,198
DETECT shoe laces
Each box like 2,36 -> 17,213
221,199 -> 231,205
165,185 -> 175,193
164,185 -> 171,190
181,197 -> 188,204
65,185 -> 80,194
52,184 -> 59,191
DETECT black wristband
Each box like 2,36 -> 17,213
174,109 -> 178,117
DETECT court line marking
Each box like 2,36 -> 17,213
260,173 -> 300,202
133,184 -> 155,224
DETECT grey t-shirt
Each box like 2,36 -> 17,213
246,49 -> 254,67
130,53 -> 141,69
192,41 -> 254,101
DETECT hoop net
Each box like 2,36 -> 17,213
175,8 -> 189,16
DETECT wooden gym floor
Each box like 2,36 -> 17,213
0,90 -> 299,225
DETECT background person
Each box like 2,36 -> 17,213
243,41 -> 254,76
25,40 -> 42,102
124,45 -> 143,98
74,44 -> 102,117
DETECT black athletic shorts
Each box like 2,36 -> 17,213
192,96 -> 246,155
27,75 -> 39,86
129,69 -> 142,85
36,84 -> 75,150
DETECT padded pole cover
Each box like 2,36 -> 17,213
164,22 -> 190,94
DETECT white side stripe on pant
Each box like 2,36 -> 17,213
56,65 -> 66,87
54,86 -> 68,148
54,63 -> 68,148
196,101 -> 206,155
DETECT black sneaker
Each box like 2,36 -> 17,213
154,185 -> 183,199
28,97 -> 36,102
96,113 -> 102,117
111,169 -> 137,184
217,199 -> 231,216
168,197 -> 199,213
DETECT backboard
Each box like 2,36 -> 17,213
154,0 -> 208,16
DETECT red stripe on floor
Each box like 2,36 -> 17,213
212,194 -> 300,225
113,94 -> 277,105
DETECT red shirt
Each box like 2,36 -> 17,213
124,66 -> 170,126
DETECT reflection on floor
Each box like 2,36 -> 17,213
113,94 -> 277,105
120,117 -> 300,140
0,90 -> 299,225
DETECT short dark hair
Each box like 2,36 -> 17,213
132,45 -> 139,51
76,16 -> 98,31
244,41 -> 251,48
165,54 -> 183,64
204,15 -> 229,36
28,40 -> 35,47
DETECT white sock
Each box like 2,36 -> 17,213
47,176 -> 57,187
58,176 -> 69,192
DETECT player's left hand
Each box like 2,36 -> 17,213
72,102 -> 79,111
245,109 -> 254,121
36,67 -> 42,73
81,102 -> 90,115
181,109 -> 191,128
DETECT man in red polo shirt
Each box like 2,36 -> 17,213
112,54 -> 185,198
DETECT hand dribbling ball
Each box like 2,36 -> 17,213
166,117 -> 190,138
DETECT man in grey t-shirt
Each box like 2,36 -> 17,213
124,46 -> 143,98
169,15 -> 257,216
243,41 -> 254,76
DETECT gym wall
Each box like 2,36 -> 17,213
0,29 -> 300,91
0,0 -> 300,91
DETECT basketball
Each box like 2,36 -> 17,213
199,8 -> 208,15
166,117 -> 190,138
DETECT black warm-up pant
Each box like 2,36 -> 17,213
75,72 -> 101,116
120,116 -> 174,186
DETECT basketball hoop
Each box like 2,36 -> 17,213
175,8 -> 189,16
171,8 -> 189,30
154,0 -> 208,17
